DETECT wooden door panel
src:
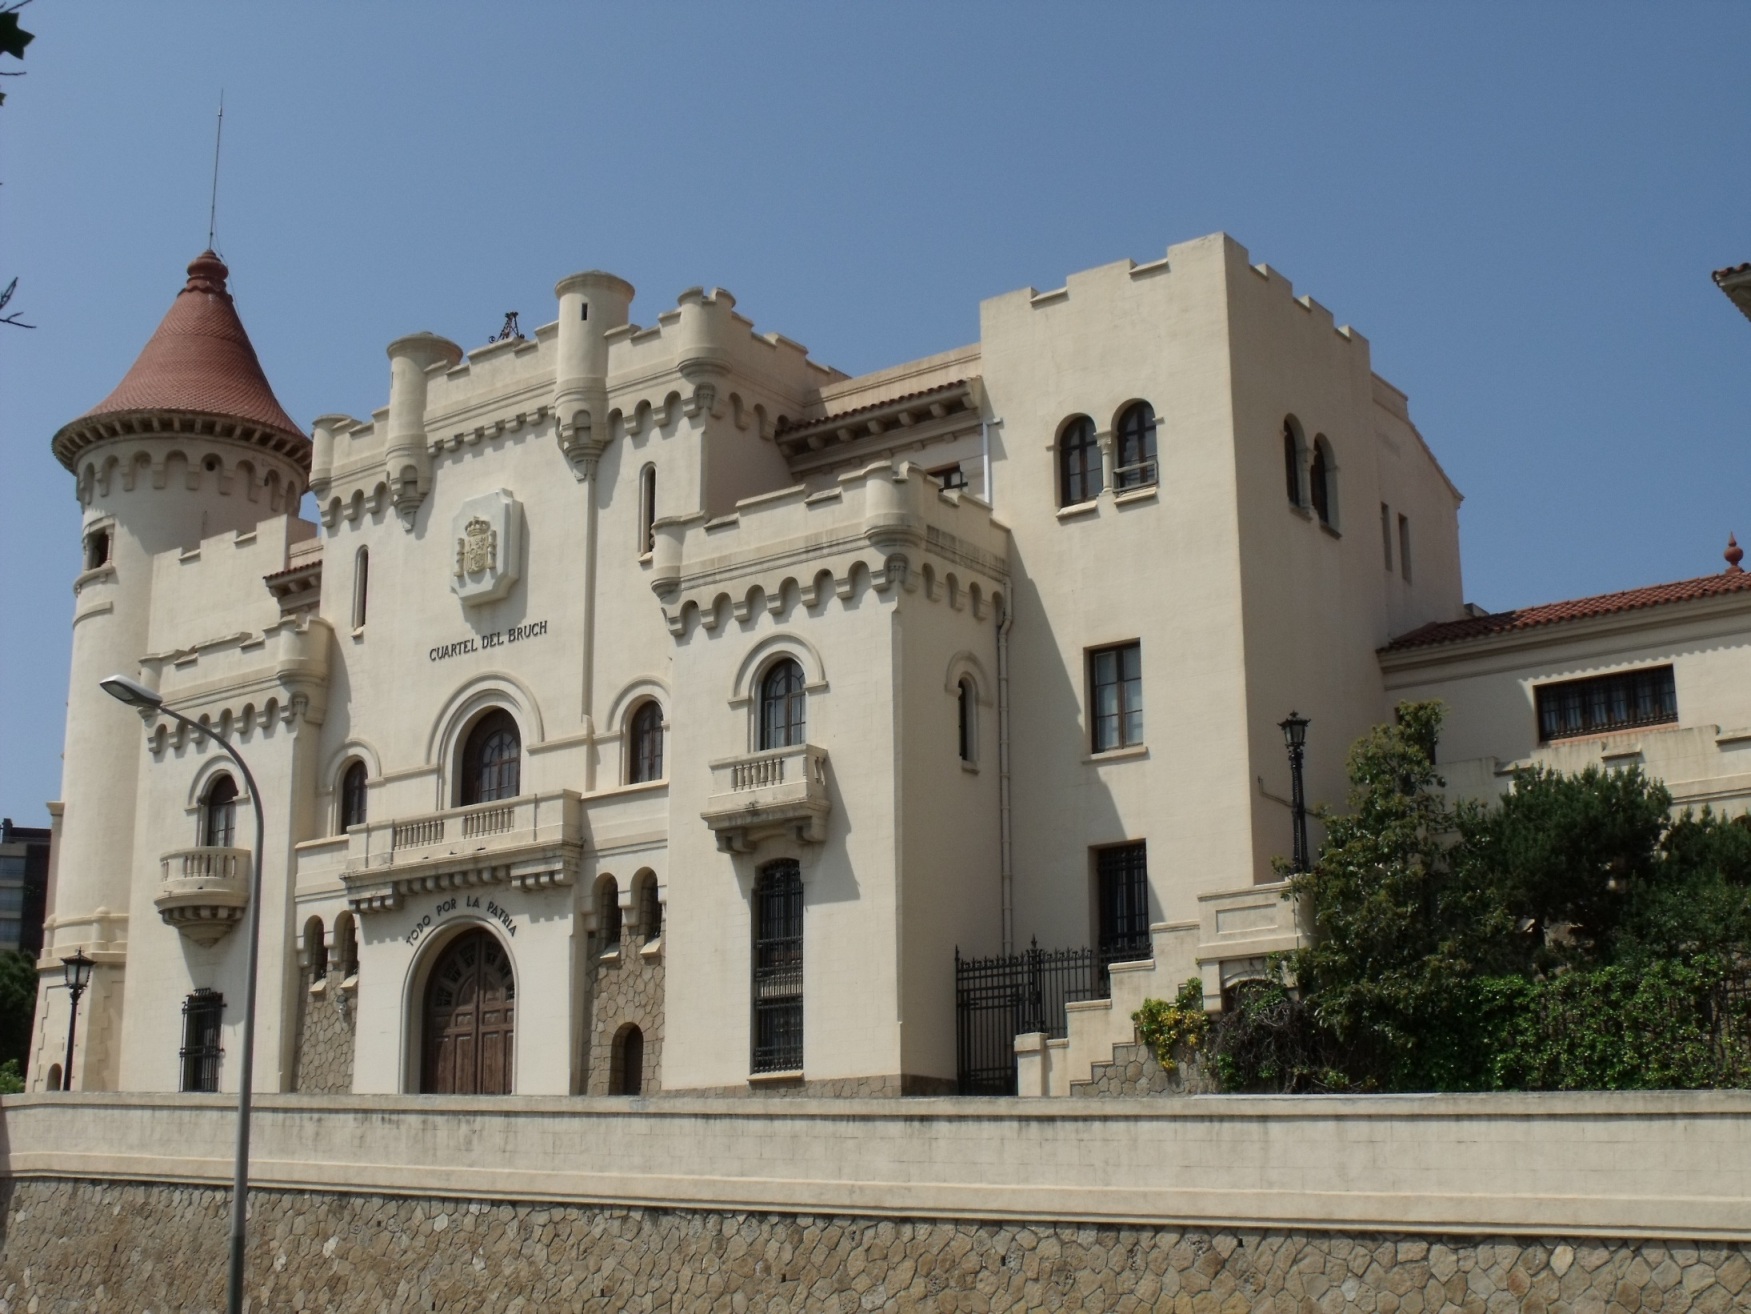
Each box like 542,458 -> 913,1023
422,928 -> 516,1095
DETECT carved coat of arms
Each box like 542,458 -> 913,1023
448,490 -> 521,607
457,517 -> 497,578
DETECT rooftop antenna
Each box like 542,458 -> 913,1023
206,90 -> 225,252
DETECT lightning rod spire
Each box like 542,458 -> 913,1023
207,91 -> 225,252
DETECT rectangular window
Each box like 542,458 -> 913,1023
929,463 -> 968,491
1535,666 -> 1677,742
1398,514 -> 1412,583
0,886 -> 25,915
1089,642 -> 1143,752
179,988 -> 225,1093
1380,503 -> 1393,571
1096,844 -> 1151,982
752,861 -> 803,1074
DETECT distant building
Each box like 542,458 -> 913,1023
0,819 -> 50,958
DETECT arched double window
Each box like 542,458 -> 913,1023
1057,416 -> 1100,507
613,1024 -> 645,1096
636,871 -> 663,942
339,760 -> 368,833
759,659 -> 807,751
1310,436 -> 1336,527
304,916 -> 328,982
202,775 -> 239,848
461,710 -> 521,805
628,701 -> 665,784
597,875 -> 623,949
1113,403 -> 1157,491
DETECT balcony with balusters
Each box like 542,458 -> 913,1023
156,847 -> 252,945
332,790 -> 585,913
700,745 -> 831,852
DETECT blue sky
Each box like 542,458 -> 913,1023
2,4 -> 1748,824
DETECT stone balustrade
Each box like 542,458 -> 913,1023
336,790 -> 584,913
154,847 -> 251,945
701,745 -> 830,852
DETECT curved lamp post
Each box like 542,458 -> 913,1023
1278,712 -> 1310,873
59,949 -> 93,1090
101,674 -> 264,1314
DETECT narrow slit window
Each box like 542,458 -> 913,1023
1381,504 -> 1393,571
353,547 -> 369,628
1398,514 -> 1412,583
752,860 -> 803,1074
638,465 -> 657,556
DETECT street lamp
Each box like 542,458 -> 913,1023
59,949 -> 93,1090
101,673 -> 264,1314
1278,712 -> 1311,873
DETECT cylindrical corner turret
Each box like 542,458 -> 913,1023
383,332 -> 463,520
552,271 -> 634,476
674,286 -> 737,384
309,413 -> 354,496
42,249 -> 311,1091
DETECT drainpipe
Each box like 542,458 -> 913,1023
980,417 -> 992,507
997,594 -> 1015,954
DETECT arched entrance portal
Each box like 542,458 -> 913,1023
421,928 -> 515,1094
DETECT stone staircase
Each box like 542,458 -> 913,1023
1070,1038 -> 1217,1098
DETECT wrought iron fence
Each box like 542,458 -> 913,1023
954,939 -> 1104,1095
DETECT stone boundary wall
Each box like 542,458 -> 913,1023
1,1178 -> 1746,1314
3,1090 -> 1749,1241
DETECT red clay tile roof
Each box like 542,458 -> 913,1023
774,380 -> 972,438
52,251 -> 309,473
84,251 -> 303,437
1385,569 -> 1751,652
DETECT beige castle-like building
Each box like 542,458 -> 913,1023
31,234 -> 1751,1101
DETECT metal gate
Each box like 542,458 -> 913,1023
954,940 -> 1103,1095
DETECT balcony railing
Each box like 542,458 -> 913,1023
701,744 -> 831,852
338,790 -> 584,913
156,846 -> 251,945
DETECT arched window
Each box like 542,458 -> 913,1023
958,677 -> 976,763
45,1063 -> 62,1092
638,873 -> 663,942
598,876 -> 622,949
1057,416 -> 1100,507
628,701 -> 665,784
339,760 -> 368,833
759,659 -> 806,751
332,911 -> 359,981
202,775 -> 239,848
1310,437 -> 1336,527
352,547 -> 370,629
1114,403 -> 1157,491
1283,420 -> 1303,506
304,916 -> 328,982
460,710 -> 521,806
638,465 -> 657,556
613,1024 -> 644,1096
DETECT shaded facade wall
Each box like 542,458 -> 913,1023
0,1179 -> 1745,1314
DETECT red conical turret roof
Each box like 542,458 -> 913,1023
52,251 -> 309,474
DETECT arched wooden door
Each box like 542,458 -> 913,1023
421,929 -> 515,1094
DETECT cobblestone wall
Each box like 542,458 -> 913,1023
1072,1041 -> 1216,1098
291,974 -> 355,1095
584,927 -> 663,1095
0,1177 -> 1744,1314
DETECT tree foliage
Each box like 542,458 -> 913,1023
1193,701 -> 1751,1093
0,948 -> 38,1071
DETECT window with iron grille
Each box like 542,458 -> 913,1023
1114,402 -> 1158,491
929,463 -> 968,491
1096,844 -> 1151,977
752,860 -> 803,1073
180,988 -> 224,1093
1089,641 -> 1143,752
1058,416 -> 1100,507
1535,666 -> 1676,742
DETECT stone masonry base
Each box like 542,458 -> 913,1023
0,1179 -> 1747,1313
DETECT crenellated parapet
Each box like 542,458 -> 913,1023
648,459 -> 1010,639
